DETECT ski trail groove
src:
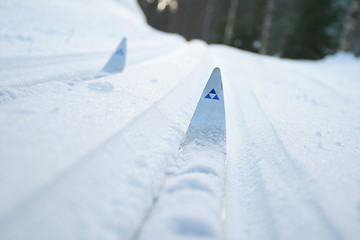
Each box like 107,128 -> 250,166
220,154 -> 228,240
226,90 -> 279,239
131,67 -> 227,240
0,52 -> 108,89
0,43 -> 190,105
250,90 -> 344,239
132,146 -> 227,240
0,45 -> 211,236
222,66 -> 344,239
130,152 -> 168,240
0,70 -> 186,226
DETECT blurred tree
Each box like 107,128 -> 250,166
283,0 -> 345,59
340,0 -> 360,52
260,0 -> 276,54
224,0 -> 240,44
174,0 -> 207,40
138,0 -> 210,40
202,0 -> 216,40
208,0 -> 231,43
138,0 -> 174,32
354,15 -> 360,55
138,0 -> 355,59
277,0 -> 295,57
231,0 -> 267,52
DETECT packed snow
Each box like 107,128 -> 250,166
0,0 -> 359,239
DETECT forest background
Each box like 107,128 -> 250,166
138,0 -> 360,59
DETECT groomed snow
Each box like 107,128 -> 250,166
0,0 -> 359,240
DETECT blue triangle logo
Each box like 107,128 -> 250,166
213,95 -> 219,100
116,49 -> 124,55
205,94 -> 211,99
210,89 -> 216,94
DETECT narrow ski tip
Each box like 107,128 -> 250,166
213,67 -> 221,74
211,67 -> 222,80
100,37 -> 127,75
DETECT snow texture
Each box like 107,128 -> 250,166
0,0 -> 360,240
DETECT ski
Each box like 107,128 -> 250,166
181,67 -> 226,148
96,37 -> 127,78
132,68 -> 227,239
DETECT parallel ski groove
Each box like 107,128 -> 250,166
0,70 -> 186,226
0,42 -> 189,95
0,46 -> 211,236
225,77 -> 343,239
133,68 -> 227,240
0,52 -> 108,89
250,90 -> 343,239
220,154 -> 228,240
0,52 -> 107,71
132,152 -> 227,240
225,91 -> 279,240
130,153 -> 167,240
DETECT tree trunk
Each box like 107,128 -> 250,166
202,0 -> 216,42
260,0 -> 276,55
223,0 -> 240,45
340,0 -> 360,52
279,0 -> 294,58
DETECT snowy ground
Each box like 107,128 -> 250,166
0,0 -> 360,239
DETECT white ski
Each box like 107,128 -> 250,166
133,68 -> 227,239
181,67 -> 226,147
96,37 -> 127,77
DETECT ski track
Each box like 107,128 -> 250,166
0,52 -> 108,88
0,75 -> 181,224
0,40 -> 188,104
134,141 -> 227,240
223,70 -> 343,240
0,41 -> 207,221
131,144 -> 227,240
207,46 -> 348,239
0,42 -> 214,240
252,59 -> 360,239
133,77 -> 228,240
250,89 -> 342,239
0,12 -> 358,238
130,57 -> 229,240
0,53 -> 106,72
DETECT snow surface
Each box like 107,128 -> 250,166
0,0 -> 360,239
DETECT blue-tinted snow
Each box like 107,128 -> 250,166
0,0 -> 359,240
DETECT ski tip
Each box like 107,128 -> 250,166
180,66 -> 226,146
99,37 -> 127,75
212,67 -> 221,75
118,37 -> 127,53
210,67 -> 222,82
203,67 -> 223,97
121,37 -> 127,46
116,37 -> 126,54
